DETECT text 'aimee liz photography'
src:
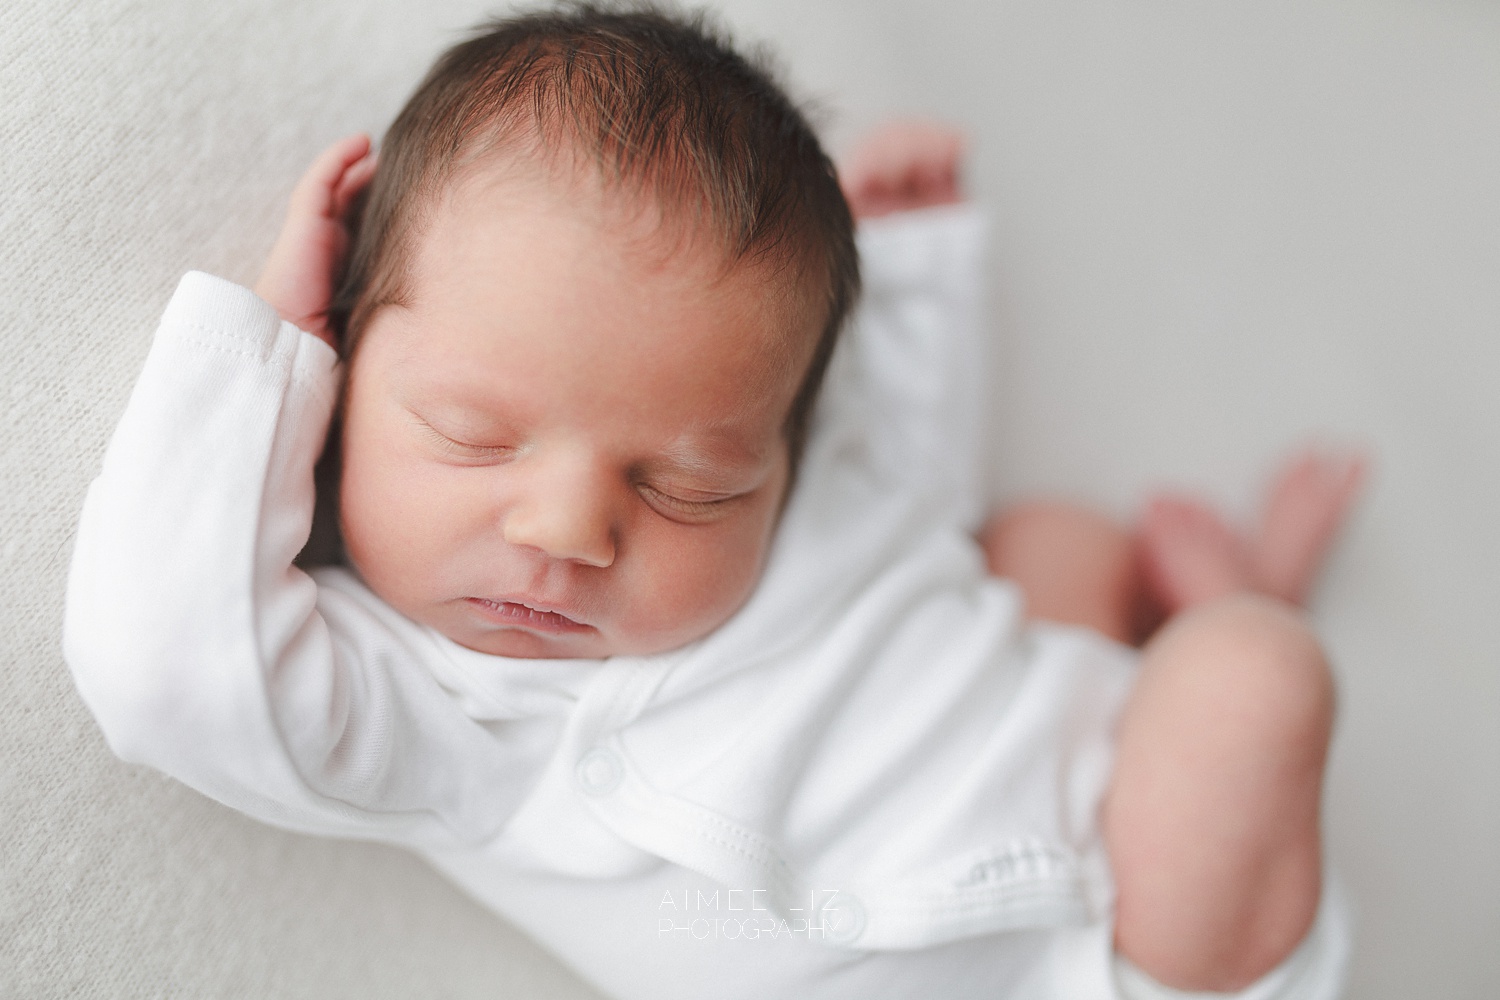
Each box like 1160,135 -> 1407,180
657,887 -> 860,943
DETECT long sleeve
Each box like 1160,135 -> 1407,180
833,204 -> 989,531
64,273 -> 536,847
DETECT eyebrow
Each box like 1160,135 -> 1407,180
388,356 -> 530,420
649,435 -> 774,485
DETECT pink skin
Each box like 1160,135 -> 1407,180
259,139 -> 817,660
988,448 -> 1363,990
261,129 -> 1359,991
838,120 -> 965,219
255,134 -> 377,348
1251,450 -> 1367,606
338,165 -> 817,660
1138,449 -> 1368,615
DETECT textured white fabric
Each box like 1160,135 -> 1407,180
7,1 -> 1500,997
64,207 -> 1150,997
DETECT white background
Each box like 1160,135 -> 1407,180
2,1 -> 1495,997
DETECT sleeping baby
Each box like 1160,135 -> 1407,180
64,5 -> 1363,998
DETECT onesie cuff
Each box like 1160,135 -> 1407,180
160,271 -> 340,381
855,202 -> 986,292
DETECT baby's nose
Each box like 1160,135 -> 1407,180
501,454 -> 617,568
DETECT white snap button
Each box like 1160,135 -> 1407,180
576,748 -> 623,796
821,893 -> 865,945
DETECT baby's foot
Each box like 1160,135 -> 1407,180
1251,449 -> 1367,607
1138,496 -> 1254,614
838,120 -> 965,220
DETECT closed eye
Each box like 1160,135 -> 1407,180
636,482 -> 744,522
414,416 -> 515,464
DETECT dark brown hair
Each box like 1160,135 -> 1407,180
329,1 -> 859,468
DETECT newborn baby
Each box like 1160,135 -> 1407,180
65,7 -> 1359,998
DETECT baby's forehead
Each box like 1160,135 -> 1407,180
369,163 -> 822,407
420,156 -> 825,352
448,154 -> 808,280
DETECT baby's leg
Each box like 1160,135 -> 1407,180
1104,593 -> 1333,990
980,502 -> 1153,645
1101,450 -> 1360,988
984,450 -> 1361,988
982,449 -> 1365,643
985,506 -> 1331,988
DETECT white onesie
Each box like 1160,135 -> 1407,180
63,206 -> 1348,999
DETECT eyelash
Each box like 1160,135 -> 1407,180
636,483 -> 739,520
422,423 -> 514,462
415,415 -> 743,517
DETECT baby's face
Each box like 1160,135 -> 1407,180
339,166 -> 818,659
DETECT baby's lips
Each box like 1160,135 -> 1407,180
465,596 -> 593,634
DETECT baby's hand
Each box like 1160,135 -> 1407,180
838,120 -> 966,221
254,134 -> 378,349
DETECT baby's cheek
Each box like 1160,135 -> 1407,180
648,464 -> 790,645
338,458 -> 404,589
625,509 -> 777,651
339,440 -> 444,603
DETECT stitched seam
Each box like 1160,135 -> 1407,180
291,368 -> 335,411
882,880 -> 1084,919
685,809 -> 788,869
685,825 -> 795,879
174,325 -> 336,409
172,336 -> 266,365
627,779 -> 796,879
173,321 -> 273,353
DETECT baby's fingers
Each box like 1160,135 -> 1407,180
839,120 -> 966,219
290,133 -> 372,221
333,151 -> 379,219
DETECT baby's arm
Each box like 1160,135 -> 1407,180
64,142 -> 520,847
825,122 -> 990,532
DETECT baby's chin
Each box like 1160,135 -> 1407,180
438,616 -> 616,660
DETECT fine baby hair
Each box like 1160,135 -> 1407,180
332,2 -> 860,467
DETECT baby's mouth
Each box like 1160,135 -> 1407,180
465,597 -> 592,634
